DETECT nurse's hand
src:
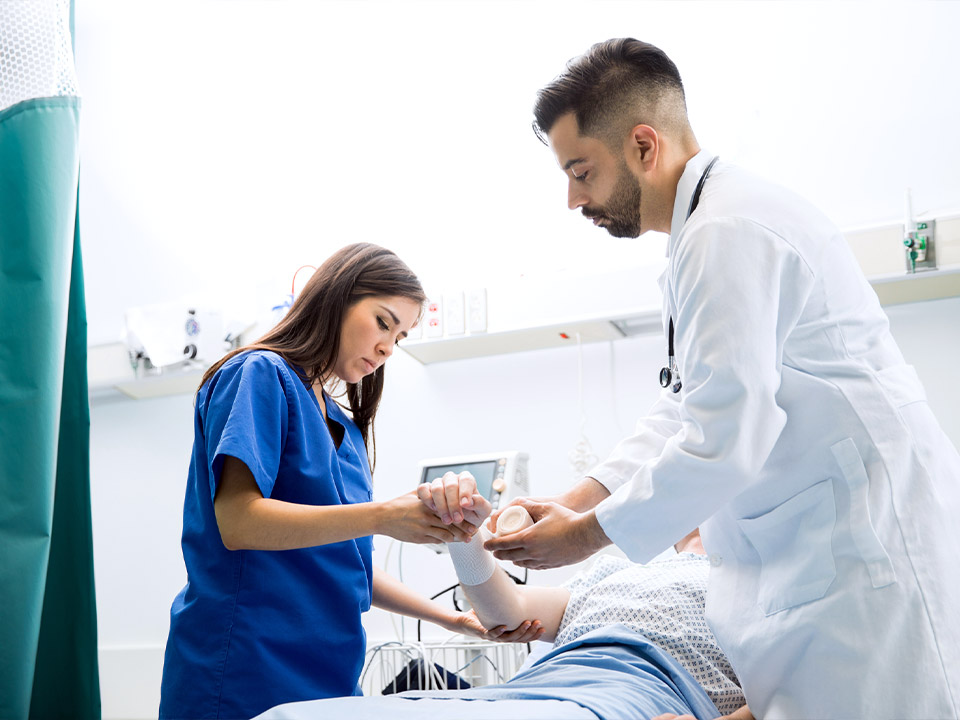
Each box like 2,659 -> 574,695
483,498 -> 612,570
653,707 -> 753,720
417,471 -> 491,528
454,609 -> 546,644
377,491 -> 478,544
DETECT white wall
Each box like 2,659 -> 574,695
89,297 -> 960,718
75,1 -> 960,717
76,0 -> 960,348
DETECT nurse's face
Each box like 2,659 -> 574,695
548,113 -> 644,238
332,295 -> 421,384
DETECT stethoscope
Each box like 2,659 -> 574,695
659,156 -> 719,394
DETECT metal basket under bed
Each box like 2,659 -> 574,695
360,638 -> 530,696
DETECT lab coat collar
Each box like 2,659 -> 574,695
667,149 -> 715,256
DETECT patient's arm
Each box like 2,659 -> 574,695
454,551 -> 571,643
653,705 -> 752,720
420,471 -> 571,642
371,567 -> 544,642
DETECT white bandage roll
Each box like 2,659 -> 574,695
447,537 -> 497,586
495,505 -> 534,536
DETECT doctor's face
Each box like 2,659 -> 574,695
548,113 -> 644,238
333,295 -> 421,384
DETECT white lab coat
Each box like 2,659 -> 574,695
592,151 -> 960,719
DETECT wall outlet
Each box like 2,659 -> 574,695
467,288 -> 487,333
424,298 -> 443,338
444,291 -> 465,336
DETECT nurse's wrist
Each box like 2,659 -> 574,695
368,500 -> 390,536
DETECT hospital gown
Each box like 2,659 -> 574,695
557,552 -> 743,716
255,552 -> 743,720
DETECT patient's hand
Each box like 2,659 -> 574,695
455,609 -> 546,644
652,706 -> 752,720
417,471 -> 491,532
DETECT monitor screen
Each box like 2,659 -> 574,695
421,460 -> 498,500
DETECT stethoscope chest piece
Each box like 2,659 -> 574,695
660,316 -> 682,393
659,364 -> 681,393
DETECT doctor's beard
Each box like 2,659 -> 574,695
582,162 -> 644,238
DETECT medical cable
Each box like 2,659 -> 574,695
568,332 -> 599,478
270,264 -> 318,321
358,640 -> 417,691
290,264 -> 316,296
416,582 -> 462,642
382,539 -> 409,641
452,652 -> 508,684
608,341 -> 629,437
398,541 -> 408,640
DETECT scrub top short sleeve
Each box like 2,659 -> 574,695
160,350 -> 375,720
201,350 -> 292,501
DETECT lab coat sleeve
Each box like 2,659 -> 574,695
595,216 -> 815,561
588,389 -> 682,495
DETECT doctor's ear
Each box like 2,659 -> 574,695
626,124 -> 659,170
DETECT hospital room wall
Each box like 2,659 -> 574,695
73,1 -> 960,716
89,298 -> 960,718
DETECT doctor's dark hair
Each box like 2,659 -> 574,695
200,242 -> 426,470
532,38 -> 690,149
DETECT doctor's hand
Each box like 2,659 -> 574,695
483,498 -> 612,570
487,477 -> 610,533
454,609 -> 546,644
417,471 -> 492,530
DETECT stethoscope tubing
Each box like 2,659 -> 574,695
660,155 -> 719,394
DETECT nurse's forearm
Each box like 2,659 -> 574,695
371,568 -> 459,630
217,498 -> 380,550
214,456 -> 469,551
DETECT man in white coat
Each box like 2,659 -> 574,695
478,38 -> 960,718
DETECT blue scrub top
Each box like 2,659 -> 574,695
160,350 -> 374,720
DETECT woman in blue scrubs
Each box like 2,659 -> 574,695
159,244 -> 537,720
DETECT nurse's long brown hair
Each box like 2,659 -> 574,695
200,243 -> 426,469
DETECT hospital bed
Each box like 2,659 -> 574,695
253,625 -> 723,720
360,636 -> 530,694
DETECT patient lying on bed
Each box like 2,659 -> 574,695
255,478 -> 749,720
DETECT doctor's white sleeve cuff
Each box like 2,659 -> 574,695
594,465 -> 676,564
587,465 -> 628,495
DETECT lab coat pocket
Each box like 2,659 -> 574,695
738,479 -> 837,616
830,438 -> 897,589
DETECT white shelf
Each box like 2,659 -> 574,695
868,264 -> 960,306
400,266 -> 960,365
401,309 -> 662,365
88,342 -> 207,400
88,267 -> 960,381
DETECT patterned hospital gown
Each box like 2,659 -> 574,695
555,552 -> 745,716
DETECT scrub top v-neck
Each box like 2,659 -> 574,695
160,350 -> 374,720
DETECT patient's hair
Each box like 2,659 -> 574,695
200,243 -> 426,468
533,38 -> 692,150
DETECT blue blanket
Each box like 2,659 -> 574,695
255,625 -> 722,720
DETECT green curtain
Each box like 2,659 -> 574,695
0,94 -> 101,720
